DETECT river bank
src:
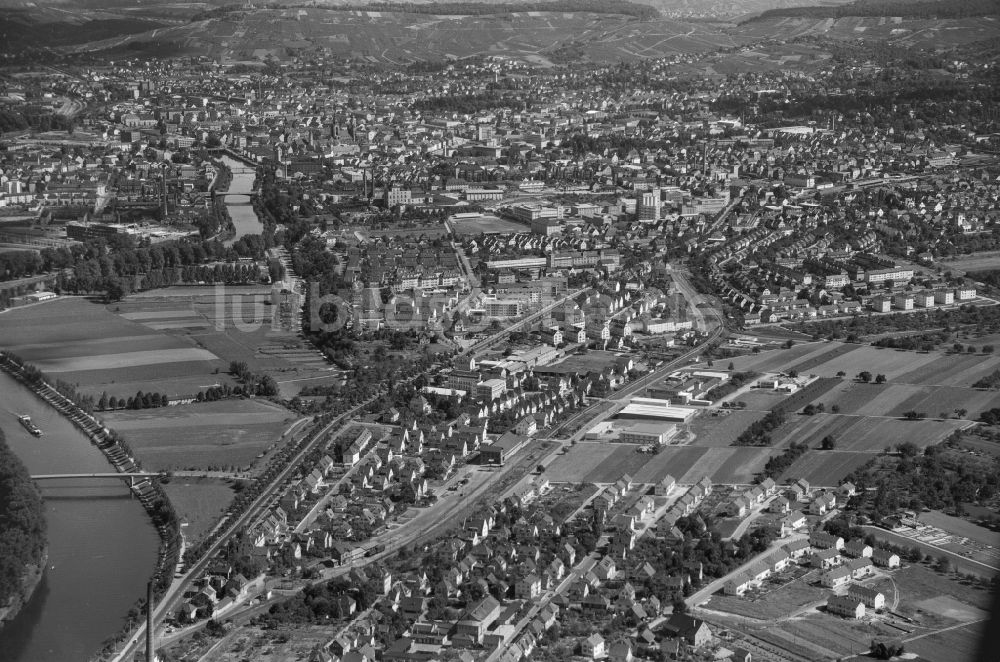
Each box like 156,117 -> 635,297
0,367 -> 160,662
0,423 -> 46,630
0,549 -> 47,628
0,352 -> 180,659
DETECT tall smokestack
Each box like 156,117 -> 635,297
146,581 -> 154,662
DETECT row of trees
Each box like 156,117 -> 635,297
763,441 -> 810,478
733,409 -> 787,446
98,390 -> 171,411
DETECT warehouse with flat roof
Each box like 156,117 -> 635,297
616,398 -> 698,423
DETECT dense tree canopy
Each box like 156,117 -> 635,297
0,428 -> 47,610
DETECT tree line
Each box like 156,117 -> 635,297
0,232 -> 272,285
734,409 -> 787,446
746,0 -> 1000,22
845,441 -> 999,518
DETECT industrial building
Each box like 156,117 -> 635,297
616,398 -> 698,423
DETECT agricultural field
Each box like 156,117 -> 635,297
0,297 -> 234,399
804,346 -> 943,380
779,450 -> 875,486
883,385 -> 998,419
894,352 -> 1000,387
783,342 -> 863,375
545,442 -> 771,485
0,289 -> 340,401
727,341 -> 827,373
101,399 -> 300,473
774,413 -> 967,452
161,477 -> 236,544
823,379 -> 994,420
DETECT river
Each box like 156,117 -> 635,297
217,154 -> 264,245
0,371 -> 159,662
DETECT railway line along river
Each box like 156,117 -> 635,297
0,370 -> 159,662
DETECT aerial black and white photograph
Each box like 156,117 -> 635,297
0,0 -> 999,660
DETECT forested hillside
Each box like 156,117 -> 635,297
746,0 -> 1000,21
0,428 -> 47,614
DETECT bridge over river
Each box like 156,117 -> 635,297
32,472 -> 163,487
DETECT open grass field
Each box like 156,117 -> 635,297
449,215 -> 526,235
537,443 -> 617,483
688,409 -> 766,447
546,442 -> 771,485
905,619 -> 990,662
735,390 -> 788,409
775,615 -> 903,659
101,399 -> 297,472
161,477 -> 236,544
939,252 -> 1000,273
706,579 -> 829,620
727,342 -> 826,373
784,342 -> 863,375
892,564 -> 995,613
